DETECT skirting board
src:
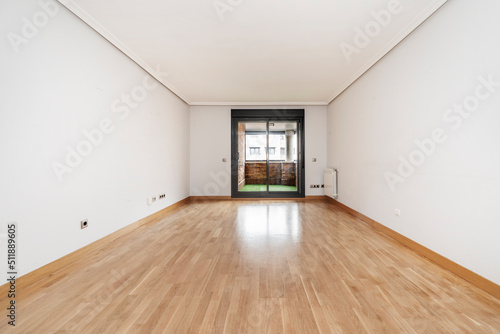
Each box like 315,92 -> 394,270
2,195 -> 314,296
0,197 -> 191,300
191,196 -> 232,201
190,196 -> 326,201
325,197 -> 500,300
4,196 -> 497,301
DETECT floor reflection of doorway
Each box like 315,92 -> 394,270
231,110 -> 305,198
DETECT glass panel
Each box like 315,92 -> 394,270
269,121 -> 298,192
237,121 -> 268,192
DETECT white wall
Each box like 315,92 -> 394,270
305,106 -> 328,195
190,106 -> 327,196
0,0 -> 190,277
327,0 -> 500,284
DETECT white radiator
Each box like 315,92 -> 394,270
324,168 -> 338,199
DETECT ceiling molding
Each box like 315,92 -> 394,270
327,0 -> 448,105
189,102 -> 329,106
58,0 -> 192,105
58,0 -> 448,107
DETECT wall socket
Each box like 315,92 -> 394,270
148,193 -> 165,205
147,196 -> 157,206
81,219 -> 88,229
310,184 -> 321,188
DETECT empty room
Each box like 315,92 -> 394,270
2,0 -> 500,333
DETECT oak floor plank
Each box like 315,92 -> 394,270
1,200 -> 500,333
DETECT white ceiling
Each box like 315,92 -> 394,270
59,0 -> 447,105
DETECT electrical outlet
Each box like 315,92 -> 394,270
159,194 -> 166,200
147,196 -> 158,206
81,219 -> 88,229
321,184 -> 324,188
395,209 -> 401,217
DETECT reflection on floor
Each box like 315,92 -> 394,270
240,184 -> 297,192
4,200 -> 500,333
236,202 -> 300,240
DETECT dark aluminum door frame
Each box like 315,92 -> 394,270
231,109 -> 305,198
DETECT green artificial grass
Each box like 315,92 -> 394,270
240,184 -> 297,192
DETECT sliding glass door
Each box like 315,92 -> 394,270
237,120 -> 268,192
231,110 -> 305,198
269,121 -> 298,192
